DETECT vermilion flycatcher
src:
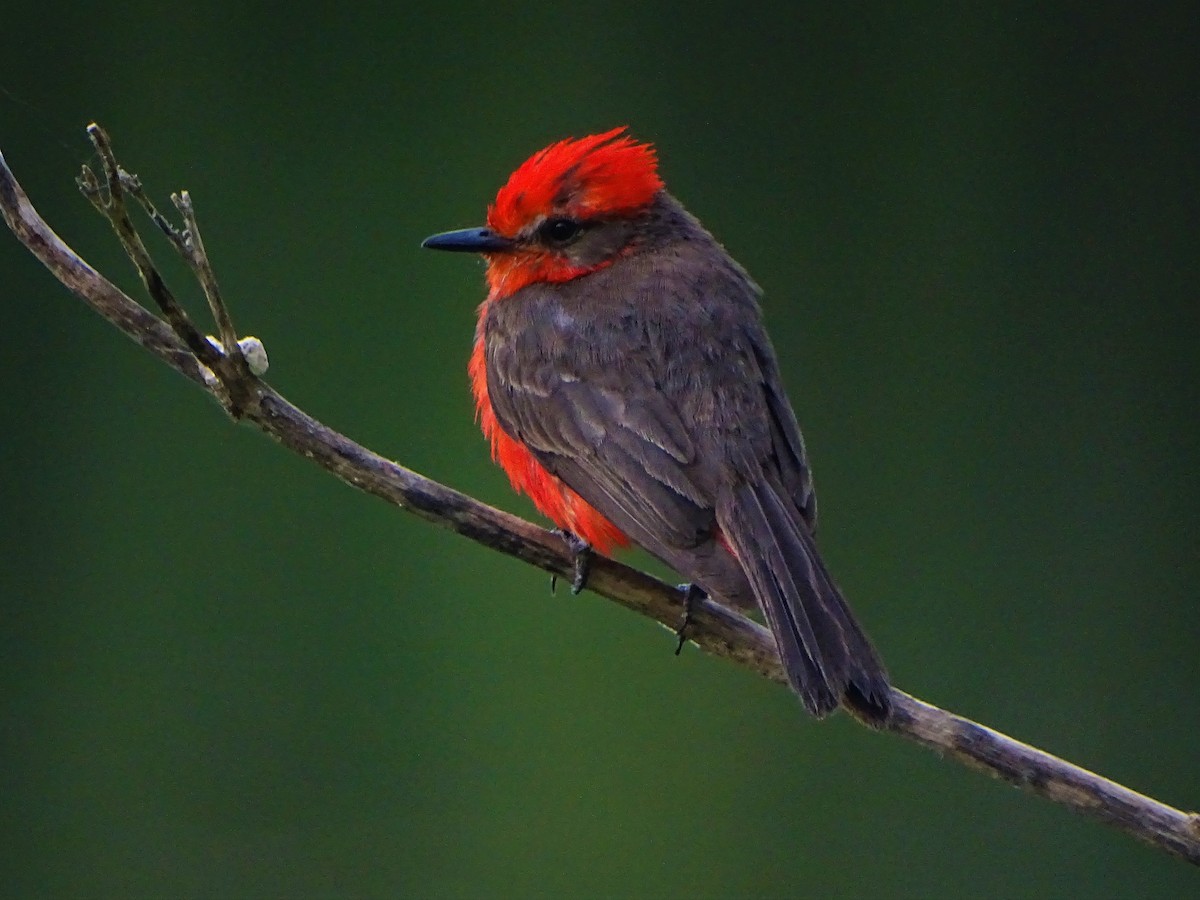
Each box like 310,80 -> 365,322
424,128 -> 890,720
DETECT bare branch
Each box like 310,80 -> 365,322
2,131 -> 1197,866
80,125 -> 219,371
171,188 -> 251,382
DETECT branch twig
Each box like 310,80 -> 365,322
2,127 -> 1197,866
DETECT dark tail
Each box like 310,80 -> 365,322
720,479 -> 891,721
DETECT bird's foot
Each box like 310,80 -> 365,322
550,529 -> 593,595
674,583 -> 707,655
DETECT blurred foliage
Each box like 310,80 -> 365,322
1,3 -> 1197,897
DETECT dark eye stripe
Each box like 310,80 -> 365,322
539,216 -> 583,245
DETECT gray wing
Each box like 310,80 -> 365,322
484,295 -> 716,552
482,270 -> 814,554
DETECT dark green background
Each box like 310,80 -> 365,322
2,4 -> 1197,897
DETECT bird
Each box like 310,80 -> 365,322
422,127 -> 890,720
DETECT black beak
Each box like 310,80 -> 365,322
421,227 -> 514,253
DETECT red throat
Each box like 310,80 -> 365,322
483,250 -> 600,300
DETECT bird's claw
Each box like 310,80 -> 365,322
674,583 -> 706,655
550,529 -> 593,595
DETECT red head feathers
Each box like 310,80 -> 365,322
487,127 -> 663,237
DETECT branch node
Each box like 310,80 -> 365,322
76,165 -> 102,207
78,123 -> 260,420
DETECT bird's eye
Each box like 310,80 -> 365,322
540,216 -> 582,245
